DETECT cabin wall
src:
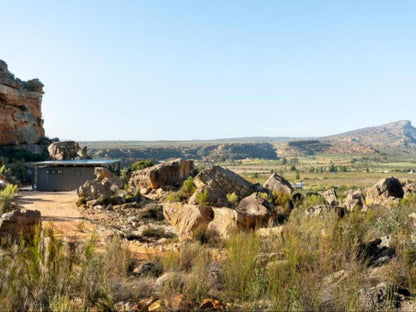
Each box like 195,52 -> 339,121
34,166 -> 95,191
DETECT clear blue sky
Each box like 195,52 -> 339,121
1,1 -> 415,140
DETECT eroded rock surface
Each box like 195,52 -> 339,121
0,208 -> 41,240
129,159 -> 194,190
236,193 -> 275,229
190,166 -> 254,206
344,189 -> 367,211
48,141 -> 88,160
366,176 -> 404,206
163,202 -> 214,240
319,188 -> 338,206
263,173 -> 293,194
0,60 -> 44,145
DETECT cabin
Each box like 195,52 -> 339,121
32,159 -> 120,191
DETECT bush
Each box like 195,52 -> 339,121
0,184 -> 18,214
273,190 -> 291,207
195,189 -> 209,206
130,160 -> 154,171
226,192 -> 239,205
164,191 -> 186,202
303,194 -> 326,207
181,176 -> 196,196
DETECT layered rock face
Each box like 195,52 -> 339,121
0,60 -> 44,145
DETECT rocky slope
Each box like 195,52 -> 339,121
276,120 -> 416,157
0,60 -> 44,145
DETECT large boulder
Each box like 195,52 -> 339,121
207,207 -> 238,239
235,193 -> 275,229
263,173 -> 293,194
365,177 -> 404,206
78,167 -> 120,202
0,208 -> 41,240
48,141 -> 88,160
129,159 -> 194,190
163,202 -> 214,241
163,203 -> 238,240
94,167 -> 122,189
319,188 -> 338,206
344,189 -> 367,211
189,166 -> 254,206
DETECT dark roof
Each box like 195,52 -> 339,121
33,159 -> 120,167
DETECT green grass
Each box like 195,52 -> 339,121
0,184 -> 18,214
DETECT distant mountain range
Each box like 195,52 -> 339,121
83,120 -> 416,164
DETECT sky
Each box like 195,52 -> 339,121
1,1 -> 415,141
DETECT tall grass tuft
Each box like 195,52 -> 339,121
0,184 -> 18,214
0,226 -> 132,311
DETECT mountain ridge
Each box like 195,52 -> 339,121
84,120 -> 416,163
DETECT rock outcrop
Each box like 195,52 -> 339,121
189,166 -> 254,206
0,208 -> 41,240
48,141 -> 88,160
0,60 -> 44,145
365,176 -> 404,206
263,173 -> 293,194
129,159 -> 194,190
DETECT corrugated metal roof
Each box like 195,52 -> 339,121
33,159 -> 120,167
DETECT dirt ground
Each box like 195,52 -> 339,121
17,190 -> 165,259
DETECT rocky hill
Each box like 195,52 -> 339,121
0,60 -> 44,145
274,120 -> 416,157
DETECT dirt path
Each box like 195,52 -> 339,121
17,191 -> 169,259
18,191 -> 105,241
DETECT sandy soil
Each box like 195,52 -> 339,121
17,190 -> 165,259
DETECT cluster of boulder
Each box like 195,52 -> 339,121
75,156 -> 416,244
78,167 -> 126,208
161,166 -> 295,240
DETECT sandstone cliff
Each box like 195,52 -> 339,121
0,60 -> 44,145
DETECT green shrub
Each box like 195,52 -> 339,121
226,192 -> 239,205
258,191 -> 273,202
195,189 -> 209,206
273,190 -> 291,207
400,194 -> 416,206
0,184 -> 18,214
181,176 -> 196,196
303,194 -> 326,207
130,160 -> 154,171
164,191 -> 185,202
